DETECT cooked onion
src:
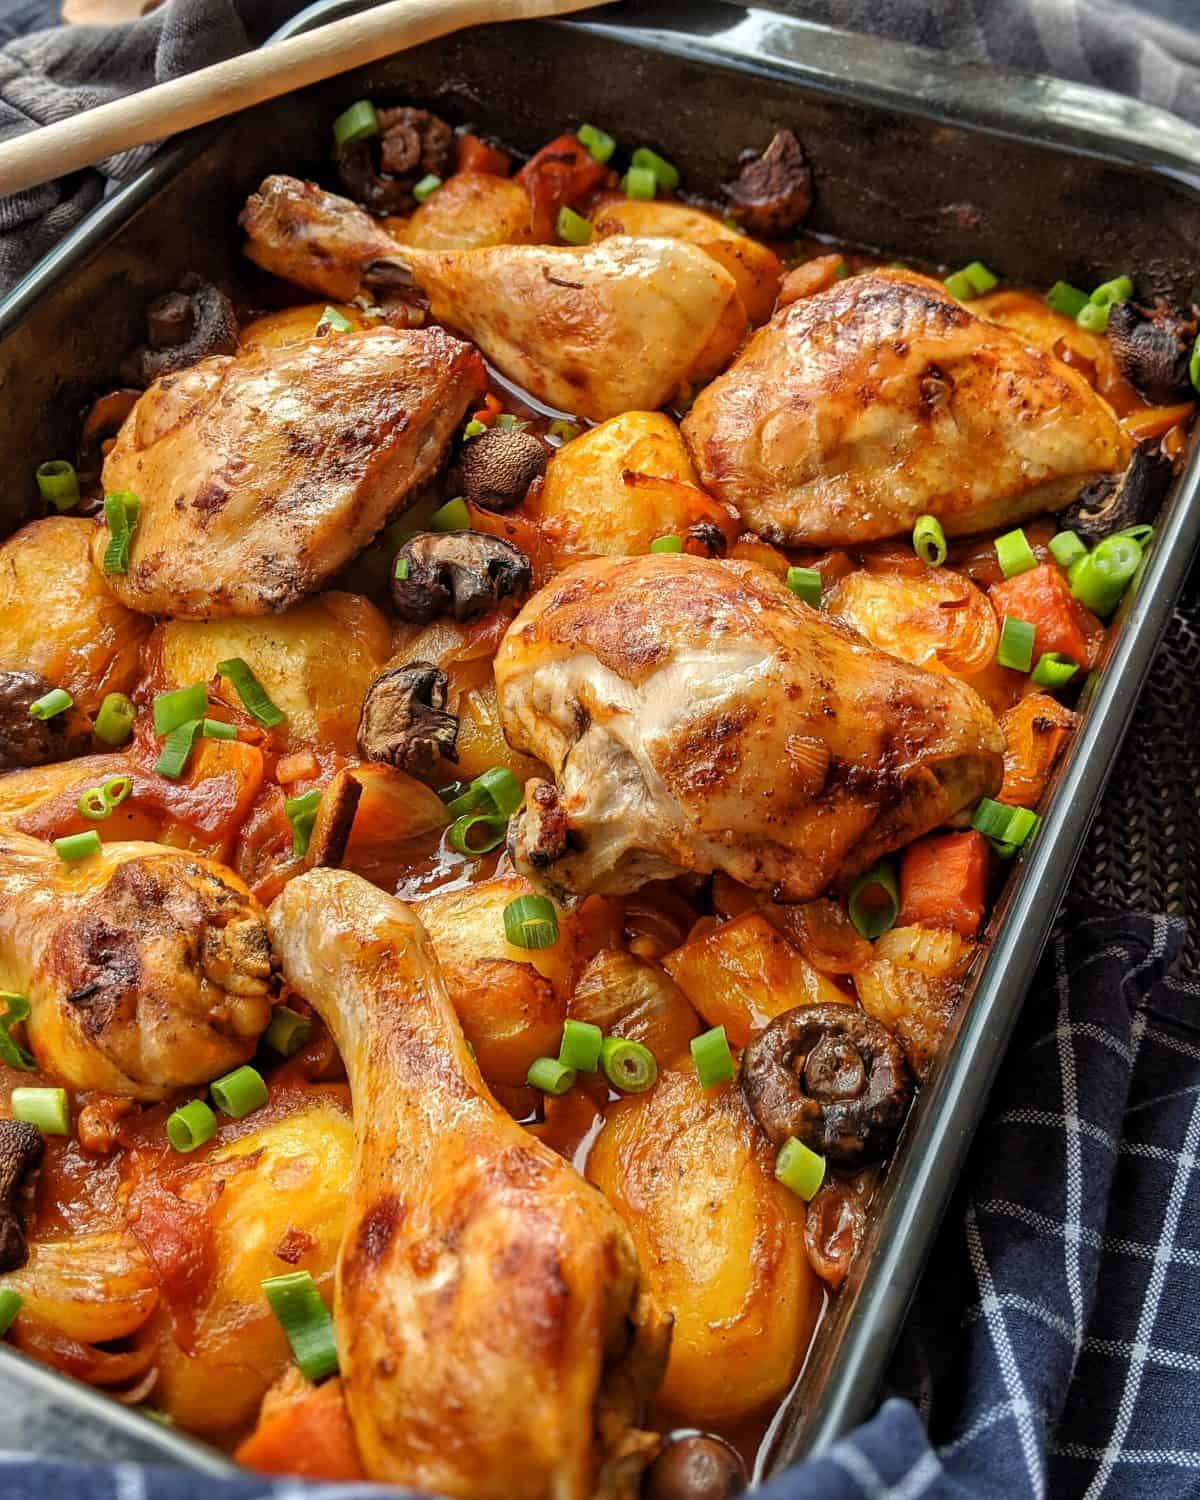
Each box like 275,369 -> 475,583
828,569 -> 998,678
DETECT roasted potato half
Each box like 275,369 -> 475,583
396,172 -> 535,251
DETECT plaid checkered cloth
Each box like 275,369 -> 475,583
0,907 -> 1193,1500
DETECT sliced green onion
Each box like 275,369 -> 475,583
94,692 -> 136,747
154,718 -> 202,781
495,413 -> 529,431
448,811 -> 507,855
437,780 -> 471,806
775,1136 -> 826,1200
994,527 -> 1037,579
262,1270 -> 338,1382
394,557 -> 411,582
557,206 -> 592,245
153,681 -> 208,736
548,419 -> 580,443
216,658 -> 285,729
54,830 -> 101,862
12,1087 -> 69,1136
1119,524 -> 1154,549
786,566 -> 822,607
527,1056 -> 576,1095
285,789 -> 322,859
558,1019 -> 603,1073
430,497 -> 470,532
504,894 -> 559,950
1045,280 -> 1089,319
622,165 -> 657,200
650,535 -> 683,554
1068,533 -> 1142,617
0,1289 -> 23,1337
332,99 -> 379,148
210,1064 -> 268,1120
28,687 -> 72,721
77,787 -> 111,821
1190,336 -> 1200,396
847,861 -> 899,939
1089,274 -> 1134,309
971,797 -> 1017,839
201,718 -> 236,741
600,1036 -> 657,1093
998,805 -> 1039,847
996,616 -> 1036,673
631,146 -> 679,191
166,1099 -> 217,1153
1049,530 -> 1088,570
578,123 -> 616,164
1076,301 -> 1111,334
135,1406 -> 173,1427
101,491 -> 140,575
912,515 -> 947,568
476,766 -> 522,818
691,1025 -> 734,1088
945,261 -> 997,300
413,173 -> 442,204
35,460 -> 80,512
1032,652 -> 1079,689
0,993 -> 36,1072
463,419 -> 487,439
316,305 -> 354,334
103,775 -> 133,808
265,1006 -> 314,1057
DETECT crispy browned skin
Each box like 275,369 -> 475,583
495,554 -> 1004,901
98,326 -> 486,618
681,270 -> 1130,545
267,869 -> 667,1498
0,829 -> 272,1099
240,175 -> 401,301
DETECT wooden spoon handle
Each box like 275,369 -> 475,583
0,0 -> 608,197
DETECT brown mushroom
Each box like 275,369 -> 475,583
741,1003 -> 912,1166
0,671 -> 91,773
805,1179 -> 866,1289
685,521 -> 728,557
0,1119 -> 44,1272
335,106 -> 454,215
356,661 -> 458,777
1106,299 -> 1199,404
1060,442 -> 1173,544
122,274 -> 239,387
724,129 -> 812,237
458,428 -> 548,513
644,1434 -> 747,1500
391,531 -> 532,624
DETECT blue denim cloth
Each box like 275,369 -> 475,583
0,910 -> 1194,1499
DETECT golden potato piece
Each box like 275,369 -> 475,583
663,911 -> 850,1047
587,1064 -> 818,1423
152,592 -> 391,754
526,411 -> 737,566
571,948 -> 700,1066
140,1099 -> 353,1439
397,172 -> 534,251
593,197 -> 783,323
238,302 -> 376,352
0,516 -> 150,713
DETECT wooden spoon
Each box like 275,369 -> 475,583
0,0 -> 609,197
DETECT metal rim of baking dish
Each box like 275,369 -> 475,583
0,0 -> 1198,1480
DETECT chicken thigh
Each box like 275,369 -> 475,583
494,554 -> 1003,902
0,829 -> 272,1099
681,269 -> 1130,545
268,869 -> 667,1498
99,325 -> 485,618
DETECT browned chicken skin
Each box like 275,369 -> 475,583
681,270 -> 1131,545
240,175 -> 401,302
267,869 -> 668,1499
99,326 -> 486,618
495,554 -> 1004,902
0,830 -> 272,1099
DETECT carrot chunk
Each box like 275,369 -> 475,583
898,830 -> 990,938
456,131 -> 512,177
235,1378 -> 364,1481
989,563 -> 1104,669
516,133 -> 610,240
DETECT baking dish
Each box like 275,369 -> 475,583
0,0 -> 1198,1479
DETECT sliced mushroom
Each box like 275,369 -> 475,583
458,428 -> 547,512
644,1434 -> 747,1500
122,274 -> 239,387
1060,442 -> 1173,544
804,1180 -> 866,1289
356,661 -> 458,777
391,531 -> 532,623
1106,299 -> 1199,404
0,1119 -> 44,1272
724,129 -> 812,237
0,671 -> 91,773
741,1003 -> 912,1166
335,106 -> 454,215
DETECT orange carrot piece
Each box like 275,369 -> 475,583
989,563 -> 1104,668
1120,401 -> 1194,443
235,1379 -> 364,1482
470,392 -> 503,427
516,133 -> 610,240
275,750 -> 319,786
898,830 -> 990,938
456,131 -> 511,176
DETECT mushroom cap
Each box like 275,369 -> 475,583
0,670 -> 91,773
1060,442 -> 1173,545
357,661 -> 458,778
644,1435 -> 748,1500
335,106 -> 454,215
391,530 -> 532,624
1106,298 -> 1198,405
725,129 -> 813,237
124,274 -> 239,387
0,1118 -> 44,1272
458,428 -> 548,513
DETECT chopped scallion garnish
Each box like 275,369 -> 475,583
54,830 -> 101,862
558,1019 -> 603,1074
775,1137 -> 826,1200
201,718 -> 236,741
475,766 -> 522,818
101,491 -> 140,575
912,514 -> 947,567
1089,274 -> 1134,309
0,1289 -> 23,1337
316,305 -> 354,334
35,460 -> 79,512
210,1064 -> 268,1120
429,497 -> 470,532
413,173 -> 442,204
996,616 -> 1036,673
0,993 -> 36,1072
503,894 -> 559,950
154,718 -> 203,781
945,261 -> 997,300
527,1056 -> 576,1095
28,687 -> 72,721
285,789 -> 322,859
463,419 -> 487,440
1068,533 -> 1142,617
556,206 -> 592,245
995,528 -> 1037,579
548,418 -> 580,443
1049,531 -> 1087,571
94,692 -> 136,747
630,146 -> 679,191
262,1270 -> 338,1382
216,658 -> 285,729
1045,281 -> 1089,319
332,99 -> 379,148
622,165 -> 657,200
786,566 -> 822,607
599,1036 -> 657,1093
691,1025 -> 734,1088
650,535 -> 683,554
577,123 -> 615,164
1031,652 -> 1079,689
847,861 -> 899,939
448,811 -> 507,855
265,1007 -> 314,1058
12,1086 -> 69,1136
166,1098 -> 217,1153
153,682 -> 208,736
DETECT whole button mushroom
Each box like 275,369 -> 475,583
122,274 -> 239,387
0,671 -> 91,773
391,531 -> 532,624
336,106 -> 454,215
644,1434 -> 748,1500
741,1003 -> 913,1166
459,428 -> 548,513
